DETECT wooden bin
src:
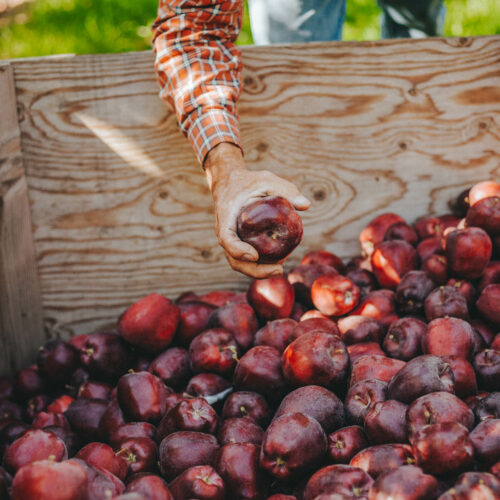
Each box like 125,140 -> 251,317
0,36 -> 499,375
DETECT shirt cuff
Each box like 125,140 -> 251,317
185,109 -> 242,165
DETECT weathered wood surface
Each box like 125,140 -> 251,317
0,62 -> 45,372
8,36 -> 500,338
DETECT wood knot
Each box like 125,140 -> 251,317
459,37 -> 469,46
399,141 -> 407,150
244,76 -> 255,87
201,249 -> 212,259
256,142 -> 268,153
478,122 -> 488,130
408,88 -> 417,96
313,190 -> 326,201
159,191 -> 168,200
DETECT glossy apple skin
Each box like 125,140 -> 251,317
468,181 -> 500,206
424,286 -> 469,321
384,221 -> 418,245
148,347 -> 191,391
445,228 -> 492,280
387,355 -> 455,404
218,416 -> 263,446
476,284 -> 500,325
98,399 -> 126,439
338,316 -> 384,346
395,270 -> 436,315
234,346 -> 288,401
125,474 -> 173,500
207,302 -> 259,351
347,342 -> 386,363
346,268 -> 378,297
368,465 -> 439,500
474,393 -> 500,421
422,317 -> 476,359
168,464 -> 225,500
158,431 -> 219,481
371,240 -> 418,289
185,373 -> 232,406
291,318 -> 340,342
273,385 -> 344,434
237,196 -> 303,264
109,422 -> 156,449
468,419 -> 500,470
421,254 -> 448,285
364,400 -> 408,444
216,443 -> 266,499
439,471 -> 500,500
176,301 -> 217,346
4,429 -> 68,474
303,464 -> 374,500
189,329 -> 239,376
473,348 -> 500,390
37,340 -> 79,384
247,276 -> 295,322
64,398 -> 109,442
440,356 -> 477,399
360,213 -> 405,257
301,250 -> 345,273
260,412 -> 327,481
255,318 -> 297,353
76,442 -> 128,480
79,332 -> 133,382
31,411 -> 69,430
416,237 -> 443,262
345,380 -> 387,425
406,392 -> 474,439
118,293 -> 180,353
311,274 -> 360,316
383,318 -> 426,361
327,426 -> 368,464
221,391 -> 270,427
350,289 -> 396,326
350,444 -> 415,479
288,264 -> 338,307
349,355 -> 405,387
282,332 -> 349,388
412,422 -> 474,476
157,398 -> 218,441
11,459 -> 88,500
415,214 -> 460,240
116,437 -> 158,475
117,372 -> 169,424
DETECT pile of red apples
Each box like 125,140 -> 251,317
1,181 -> 499,500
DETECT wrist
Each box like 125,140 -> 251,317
205,142 -> 246,190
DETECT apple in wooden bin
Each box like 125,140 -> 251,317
237,196 -> 303,263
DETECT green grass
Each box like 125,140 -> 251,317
1,0 -> 499,59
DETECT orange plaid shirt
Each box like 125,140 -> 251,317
153,0 -> 243,165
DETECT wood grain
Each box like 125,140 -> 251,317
8,35 -> 500,338
0,62 -> 45,374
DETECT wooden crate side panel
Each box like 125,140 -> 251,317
0,63 -> 45,373
10,36 -> 500,338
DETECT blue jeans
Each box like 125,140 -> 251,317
248,0 -> 445,44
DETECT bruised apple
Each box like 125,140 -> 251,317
237,196 -> 303,263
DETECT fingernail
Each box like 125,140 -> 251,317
294,195 -> 311,206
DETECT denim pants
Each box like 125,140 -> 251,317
248,0 -> 445,44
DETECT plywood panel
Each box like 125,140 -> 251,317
10,36 -> 500,337
0,63 -> 45,373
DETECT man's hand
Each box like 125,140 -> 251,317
204,143 -> 311,278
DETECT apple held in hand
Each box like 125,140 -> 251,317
237,196 -> 303,263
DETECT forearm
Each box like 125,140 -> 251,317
153,0 -> 243,164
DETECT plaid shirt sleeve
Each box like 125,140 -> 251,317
152,0 -> 243,165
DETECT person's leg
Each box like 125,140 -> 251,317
248,0 -> 346,45
378,0 -> 445,39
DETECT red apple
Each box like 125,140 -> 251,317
395,271 -> 435,315
422,317 -> 476,359
168,464 -> 225,500
149,347 -> 191,391
237,196 -> 303,263
311,274 -> 360,316
350,444 -> 415,479
468,181 -> 500,206
360,213 -> 405,257
76,442 -> 128,480
189,329 -> 239,375
221,391 -> 270,427
371,240 -> 418,289
477,284 -> 500,325
175,301 -> 217,346
126,474 -> 173,500
327,426 -> 368,464
254,318 -> 297,353
11,459 -> 88,500
118,293 -> 180,353
301,250 -> 345,273
247,276 -> 295,321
